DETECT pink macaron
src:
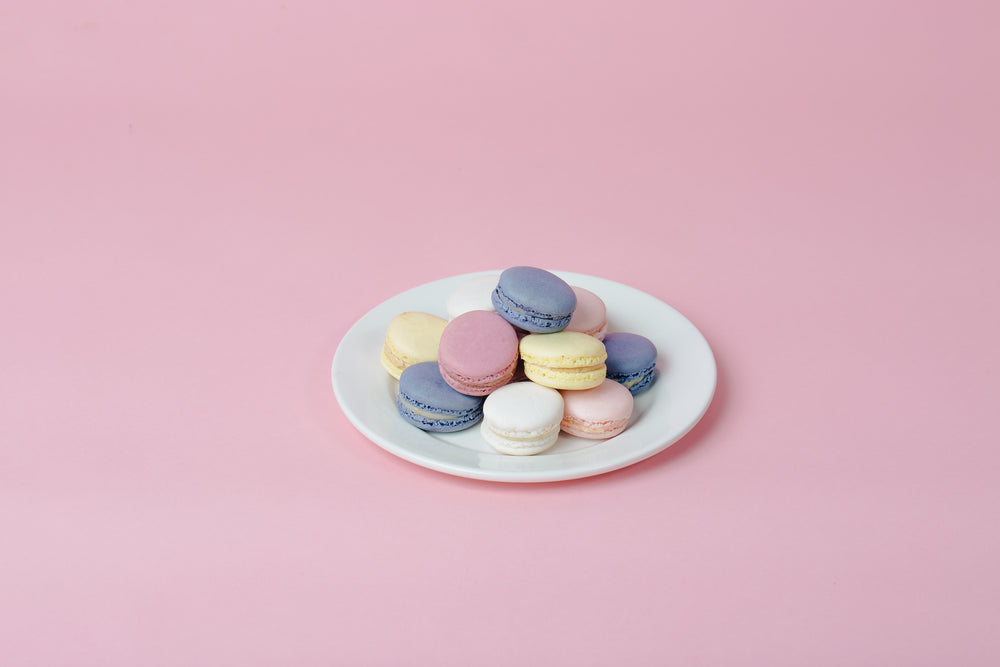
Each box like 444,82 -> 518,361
437,311 -> 519,396
565,286 -> 608,340
559,379 -> 634,439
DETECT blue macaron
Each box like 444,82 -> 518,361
603,332 -> 658,395
396,362 -> 485,432
491,267 -> 577,333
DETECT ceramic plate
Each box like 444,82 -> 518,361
331,270 -> 716,482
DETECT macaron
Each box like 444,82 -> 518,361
560,379 -> 634,439
396,362 -> 485,432
437,310 -> 519,396
380,311 -> 449,380
565,286 -> 608,340
519,331 -> 607,390
491,266 -> 577,333
509,327 -> 530,382
481,382 -> 565,455
446,274 -> 500,320
602,332 -> 658,395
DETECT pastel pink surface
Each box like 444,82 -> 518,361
437,310 -> 519,394
560,379 -> 633,439
3,1 -> 1000,666
565,286 -> 608,338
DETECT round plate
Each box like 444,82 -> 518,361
331,271 -> 716,483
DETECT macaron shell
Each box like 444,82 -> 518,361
399,362 -> 483,407
519,331 -> 607,366
397,362 -> 484,432
519,331 -> 607,390
560,379 -> 633,439
380,311 -> 448,379
509,328 -> 530,382
565,286 -> 608,340
603,332 -> 658,395
442,356 -> 518,396
437,311 -> 519,395
492,266 -> 577,333
620,369 -> 655,395
397,395 -> 483,432
480,382 -> 564,455
523,364 -> 606,390
481,420 -> 560,455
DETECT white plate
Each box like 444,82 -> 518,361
331,271 -> 716,483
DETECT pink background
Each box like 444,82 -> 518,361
3,1 -> 999,664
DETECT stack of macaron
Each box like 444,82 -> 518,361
382,266 -> 659,455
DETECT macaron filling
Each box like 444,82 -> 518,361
380,341 -> 408,375
396,394 -> 483,432
577,322 -> 608,339
396,362 -> 486,432
380,311 -> 448,379
560,414 -> 629,439
481,421 -> 560,454
491,287 -> 574,332
559,379 -> 633,439
522,362 -> 606,389
607,365 -> 655,395
519,331 -> 608,390
603,333 -> 658,396
439,356 -> 518,396
491,267 -> 577,333
480,381 -> 565,455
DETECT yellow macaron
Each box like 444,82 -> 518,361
519,331 -> 607,390
380,312 -> 448,379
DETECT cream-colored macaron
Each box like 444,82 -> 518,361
380,312 -> 448,379
519,331 -> 607,390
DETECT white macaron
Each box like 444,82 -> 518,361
446,274 -> 500,320
480,381 -> 565,455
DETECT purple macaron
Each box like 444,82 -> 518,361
396,362 -> 485,432
602,332 -> 658,395
491,267 -> 577,333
